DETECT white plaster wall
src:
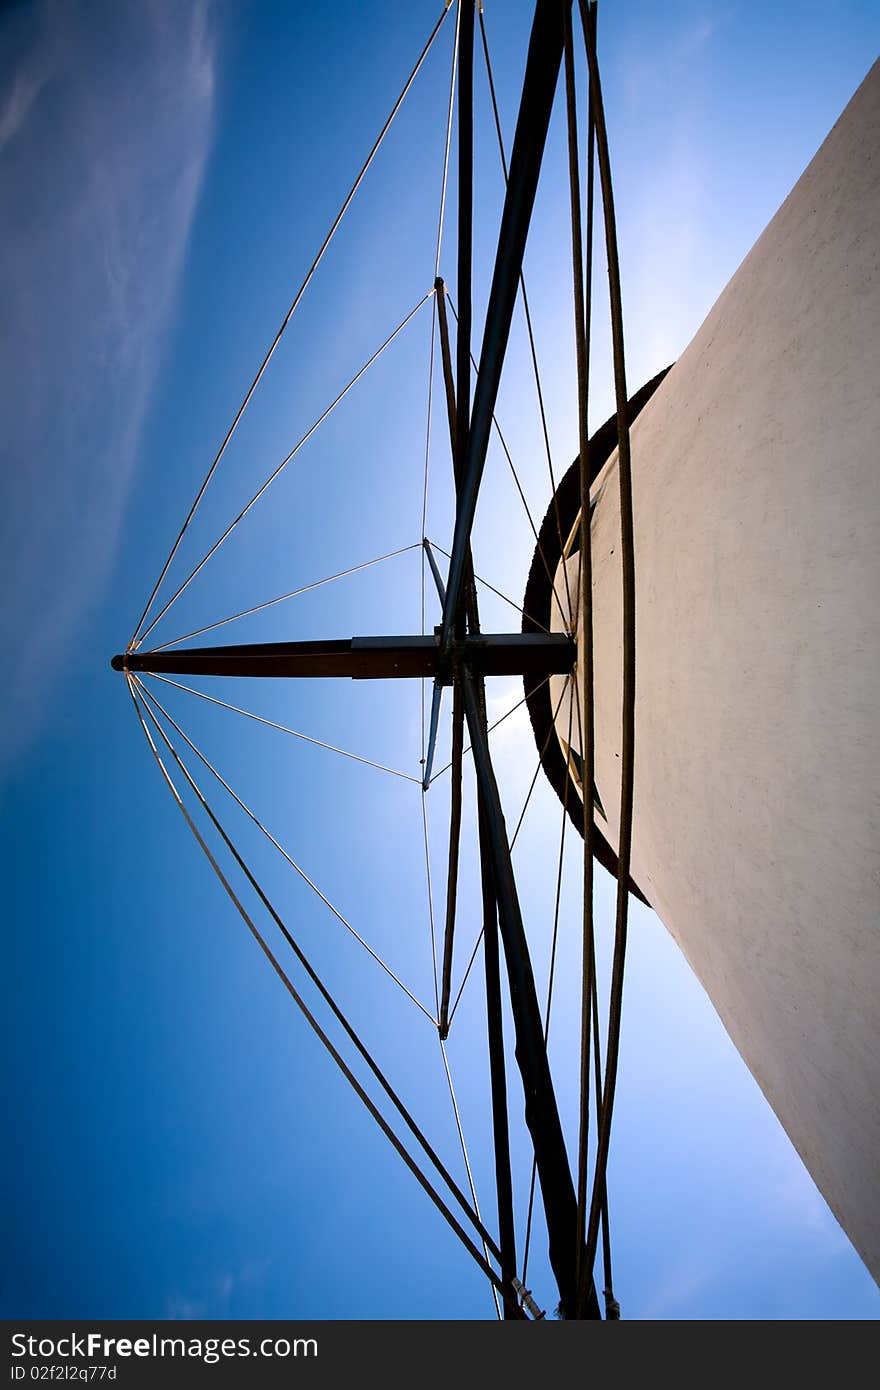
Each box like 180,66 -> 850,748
554,62 -> 880,1279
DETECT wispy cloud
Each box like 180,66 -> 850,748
0,63 -> 49,150
0,0 -> 217,771
164,1261 -> 268,1319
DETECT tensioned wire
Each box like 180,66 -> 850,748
444,672 -> 573,1032
425,538 -> 550,634
434,0 -> 462,280
151,543 -> 422,653
427,674 -> 549,786
509,674 -> 573,851
129,0 -> 456,652
444,296 -> 570,637
440,1035 -> 501,1320
134,676 -> 435,1024
418,0 -> 463,1024
419,302 -> 441,1020
142,672 -> 420,785
126,674 -> 527,1315
135,291 -> 434,651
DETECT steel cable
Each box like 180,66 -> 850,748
136,293 -> 433,649
129,1 -> 455,650
151,543 -> 422,653
126,674 -> 526,1312
135,677 -> 435,1022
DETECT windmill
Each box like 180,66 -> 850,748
112,1 -> 879,1317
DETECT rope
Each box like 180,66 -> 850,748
521,684 -> 576,1285
134,677 -> 436,1023
141,672 -> 420,784
135,292 -> 433,649
566,565 -> 618,1315
576,0 -> 635,1315
562,0 -> 599,1301
151,543 -> 422,652
590,910 -> 617,1315
126,674 -> 525,1313
129,1 -> 455,650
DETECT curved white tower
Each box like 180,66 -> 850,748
536,62 -> 879,1279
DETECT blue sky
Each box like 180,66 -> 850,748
1,0 -> 878,1321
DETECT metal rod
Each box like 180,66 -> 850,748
438,679 -> 464,1036
423,681 -> 444,789
423,538 -> 447,605
460,665 -> 598,1319
440,0 -> 566,650
434,277 -> 481,639
435,278 -> 458,455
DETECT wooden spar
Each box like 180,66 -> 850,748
113,633 -> 575,682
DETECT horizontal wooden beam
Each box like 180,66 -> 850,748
113,633 -> 576,683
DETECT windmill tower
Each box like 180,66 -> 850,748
531,60 -> 880,1281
